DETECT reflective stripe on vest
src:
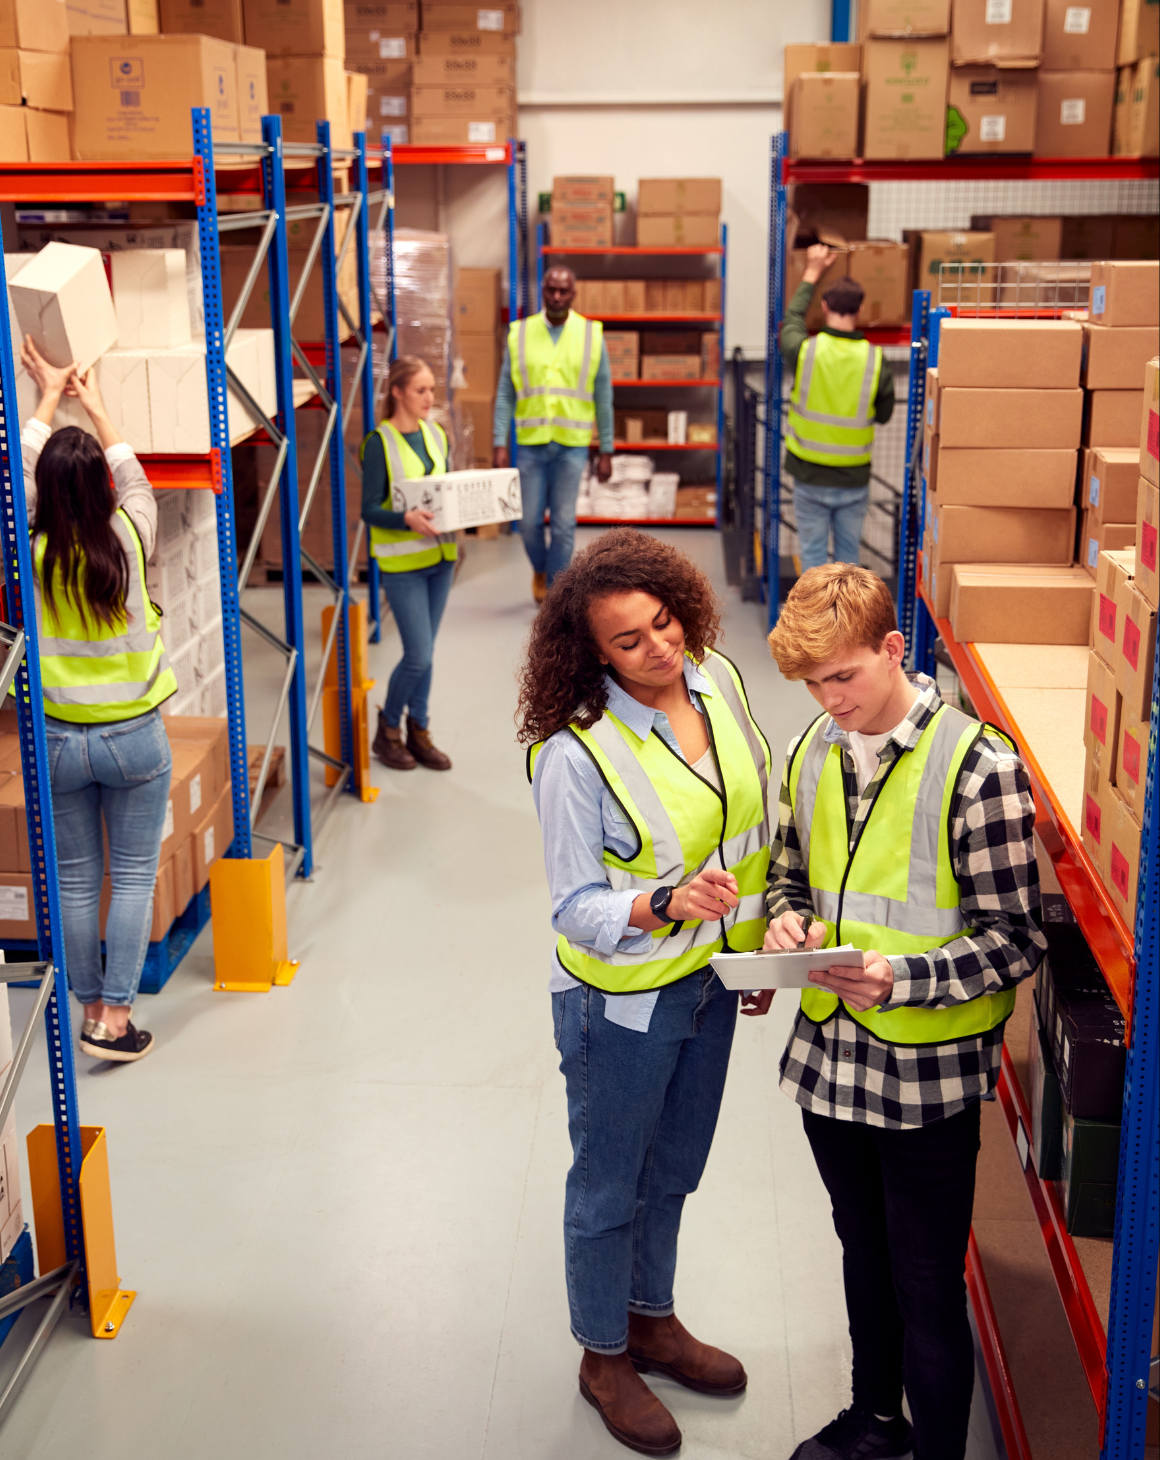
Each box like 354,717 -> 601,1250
788,703 -> 1016,1045
509,311 -> 601,448
365,418 -> 458,573
34,508 -> 178,724
527,652 -> 772,994
786,333 -> 882,468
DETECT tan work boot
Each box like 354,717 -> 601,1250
578,1350 -> 681,1456
627,1312 -> 747,1395
372,713 -> 417,770
406,720 -> 452,771
532,571 -> 547,603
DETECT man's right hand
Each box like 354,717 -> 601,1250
764,910 -> 826,951
493,446 -> 510,469
802,243 -> 838,285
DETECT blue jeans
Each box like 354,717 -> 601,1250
46,708 -> 173,1007
518,442 -> 588,584
380,557 -> 456,728
552,968 -> 738,1352
792,482 -> 869,572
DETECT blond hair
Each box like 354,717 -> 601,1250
385,355 -> 432,418
767,563 -> 897,680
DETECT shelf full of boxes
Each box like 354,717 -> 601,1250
902,264 -> 1159,1458
539,174 -> 725,528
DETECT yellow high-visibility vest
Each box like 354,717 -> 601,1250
33,508 -> 178,724
509,311 -> 601,448
364,418 -> 457,574
786,332 -> 882,469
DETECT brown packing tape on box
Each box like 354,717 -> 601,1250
949,564 -> 1095,645
1136,476 -> 1159,608
1083,648 -> 1120,760
937,387 -> 1083,448
1085,390 -> 1146,449
936,319 -> 1082,389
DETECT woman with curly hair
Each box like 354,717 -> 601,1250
518,528 -> 773,1456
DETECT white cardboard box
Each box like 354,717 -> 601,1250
232,327 -> 276,427
146,340 -> 257,452
99,348 -> 153,452
389,467 -> 522,532
112,249 -> 191,349
10,242 -> 118,373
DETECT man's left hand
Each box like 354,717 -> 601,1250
595,452 -> 612,483
809,950 -> 894,1013
739,989 -> 775,1017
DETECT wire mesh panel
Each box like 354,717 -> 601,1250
866,177 -> 1159,238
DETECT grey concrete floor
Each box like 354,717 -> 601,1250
0,528 -> 1004,1459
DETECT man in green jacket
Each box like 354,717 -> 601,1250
780,244 -> 895,573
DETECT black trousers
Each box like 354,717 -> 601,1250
802,1101 -> 981,1460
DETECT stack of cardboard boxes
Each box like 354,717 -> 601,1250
636,178 -> 721,248
412,1 -> 517,146
0,0 -> 73,161
574,278 -> 722,321
785,182 -> 912,330
1114,0 -> 1160,156
550,174 -> 615,248
147,489 -> 229,719
344,0 -> 415,143
251,0 -> 349,149
453,266 -> 500,467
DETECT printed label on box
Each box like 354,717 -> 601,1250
189,772 -> 202,816
467,121 -> 497,142
1084,792 -> 1101,841
1062,1033 -> 1071,1075
0,887 -> 28,922
1088,474 -> 1100,507
985,0 -> 1012,21
1063,5 -> 1091,28
1091,284 -> 1106,315
1090,693 -> 1108,744
477,8 -> 504,28
1149,409 -> 1159,462
1060,98 -> 1086,125
1087,537 -> 1099,568
204,827 -> 215,865
1122,730 -> 1141,785
926,397 -> 934,426
163,799 -> 174,841
380,37 -> 407,57
980,115 -> 1007,141
1110,842 -> 1129,897
1143,521 -> 1158,573
1122,615 -> 1140,670
381,95 -> 407,116
1098,592 -> 1116,643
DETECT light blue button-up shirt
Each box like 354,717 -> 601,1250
530,659 -> 718,1032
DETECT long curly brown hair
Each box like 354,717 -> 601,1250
516,528 -> 722,745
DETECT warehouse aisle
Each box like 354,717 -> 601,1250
0,529 -> 1004,1460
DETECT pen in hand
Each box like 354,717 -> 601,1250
798,914 -> 816,949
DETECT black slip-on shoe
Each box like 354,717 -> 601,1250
789,1405 -> 913,1460
80,1021 -> 154,1063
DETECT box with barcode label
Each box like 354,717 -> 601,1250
946,67 -> 1038,153
1042,0 -> 1118,68
192,779 -> 234,888
388,466 -> 520,533
410,114 -> 510,145
242,0 -> 343,55
419,3 -> 520,33
0,878 -> 35,939
951,0 -> 1045,64
1034,70 -> 1115,157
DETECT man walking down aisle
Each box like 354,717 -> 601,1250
780,245 -> 894,573
756,565 -> 1045,1460
493,265 -> 614,602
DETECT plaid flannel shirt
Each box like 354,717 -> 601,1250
766,674 -> 1046,1129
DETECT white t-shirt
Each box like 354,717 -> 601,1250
846,727 -> 896,796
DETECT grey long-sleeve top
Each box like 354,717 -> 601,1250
22,417 -> 158,557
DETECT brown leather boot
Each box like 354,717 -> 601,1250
626,1312 -> 747,1396
532,571 -> 547,603
372,713 -> 416,770
578,1351 -> 681,1456
406,720 -> 452,770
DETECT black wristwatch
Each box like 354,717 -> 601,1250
650,885 -> 677,924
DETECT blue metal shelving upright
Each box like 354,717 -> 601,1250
763,131 -> 787,624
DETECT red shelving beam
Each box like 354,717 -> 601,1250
612,378 -> 720,387
782,155 -> 1160,185
965,1228 -> 1036,1460
384,143 -> 512,166
611,441 -> 717,451
542,245 -> 724,255
591,312 -> 721,323
577,516 -> 717,527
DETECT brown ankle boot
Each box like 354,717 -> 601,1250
373,713 -> 417,770
532,571 -> 547,603
406,720 -> 452,770
626,1312 -> 747,1396
578,1350 -> 681,1456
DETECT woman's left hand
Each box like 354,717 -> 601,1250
20,337 -> 74,400
809,949 -> 894,1012
404,507 -> 441,538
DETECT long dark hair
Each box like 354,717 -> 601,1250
515,528 -> 722,745
33,428 -> 129,631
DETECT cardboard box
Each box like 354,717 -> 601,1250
937,319 -> 1082,388
388,465 -> 520,531
604,330 -> 639,379
22,106 -> 69,159
1085,446 -> 1144,522
949,563 -> 1095,643
454,266 -> 499,331
1124,55 -> 1159,158
861,38 -> 950,159
636,214 -> 719,248
412,50 -> 511,84
1112,213 -> 1160,259
411,114 -> 510,145
639,354 -> 702,382
1041,0 -> 1119,69
1091,545 -> 1135,664
790,71 -> 860,158
789,181 -> 869,243
636,178 -> 721,216
411,81 -> 512,116
976,214 -> 1063,262
1089,261 -> 1160,327
938,386 -> 1083,447
191,778 -> 235,888
344,28 -> 415,63
1136,475 -> 1158,606
237,43 -> 267,143
455,395 -> 493,464
1083,324 -> 1160,390
845,241 -> 910,325
416,27 -> 514,54
551,175 -> 614,205
908,230 -> 996,303
946,66 -> 1039,154
1113,62 -> 1133,152
98,346 -> 153,451
0,48 -> 72,110
419,2 -> 519,32
1085,389 -> 1146,448
145,336 -> 269,451
110,248 -> 189,348
457,330 -> 497,396
157,0 -> 242,39
931,501 -> 1075,563
1114,575 -> 1157,720
242,0 -> 342,54
267,55 -> 350,148
783,42 -> 861,98
1117,0 -> 1160,65
11,241 -> 117,372
859,0 -> 950,35
1143,357 -> 1159,488
343,0 -> 417,25
1081,509 -> 1136,572
1084,648 -> 1120,758
951,0 -> 1045,64
70,34 -> 238,157
1035,70 -> 1115,156
1061,213 -> 1115,259
1114,696 -> 1146,814
0,0 -> 70,50
344,68 -> 368,131
1103,784 -> 1141,925
674,485 -> 717,520
1060,1106 -> 1119,1237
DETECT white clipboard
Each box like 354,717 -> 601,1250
709,944 -> 864,991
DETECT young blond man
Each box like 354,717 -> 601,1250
754,564 -> 1046,1460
